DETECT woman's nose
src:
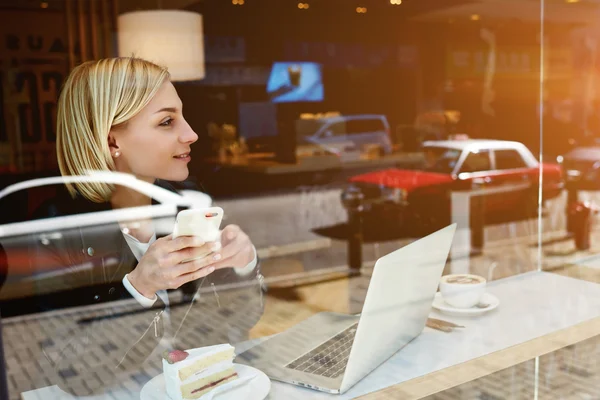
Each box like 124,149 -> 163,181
179,120 -> 198,144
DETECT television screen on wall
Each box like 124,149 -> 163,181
266,62 -> 324,103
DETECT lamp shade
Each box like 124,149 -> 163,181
117,10 -> 205,81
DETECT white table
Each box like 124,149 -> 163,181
22,271 -> 600,400
258,271 -> 600,399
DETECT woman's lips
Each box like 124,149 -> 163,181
173,153 -> 191,162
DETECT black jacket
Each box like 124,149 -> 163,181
23,180 -> 264,396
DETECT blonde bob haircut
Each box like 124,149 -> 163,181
56,57 -> 170,203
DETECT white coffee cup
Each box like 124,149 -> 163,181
439,274 -> 486,309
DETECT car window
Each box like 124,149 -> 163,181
0,181 -> 169,226
0,184 -> 60,225
460,150 -> 492,173
495,149 -> 528,170
423,147 -> 462,174
322,121 -> 346,136
345,118 -> 385,135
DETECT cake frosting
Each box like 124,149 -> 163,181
163,344 -> 238,400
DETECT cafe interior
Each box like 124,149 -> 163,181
0,0 -> 600,399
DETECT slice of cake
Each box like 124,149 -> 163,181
163,344 -> 238,400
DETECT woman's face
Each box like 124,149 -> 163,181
109,81 -> 198,182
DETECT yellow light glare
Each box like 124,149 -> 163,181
470,14 -> 480,21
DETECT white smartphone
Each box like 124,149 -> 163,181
172,207 -> 224,243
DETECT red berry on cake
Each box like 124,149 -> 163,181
162,350 -> 190,364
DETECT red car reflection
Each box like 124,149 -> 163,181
348,140 -> 563,231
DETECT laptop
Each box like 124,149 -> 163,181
237,223 -> 457,394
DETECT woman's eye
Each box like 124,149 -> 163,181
160,118 -> 173,127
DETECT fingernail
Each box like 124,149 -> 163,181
213,253 -> 221,261
195,238 -> 205,246
208,266 -> 215,272
211,242 -> 221,251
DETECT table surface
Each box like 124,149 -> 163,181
21,266 -> 600,400
245,270 -> 600,400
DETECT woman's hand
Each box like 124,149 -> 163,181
209,225 -> 256,271
127,235 -> 220,298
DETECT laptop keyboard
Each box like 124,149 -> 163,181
285,323 -> 358,379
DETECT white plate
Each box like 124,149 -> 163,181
432,292 -> 499,317
140,364 -> 270,400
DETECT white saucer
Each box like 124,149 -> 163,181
140,364 -> 270,400
432,292 -> 499,317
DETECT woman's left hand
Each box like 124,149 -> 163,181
210,225 -> 255,270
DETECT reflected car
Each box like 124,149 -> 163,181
348,140 -> 564,232
0,171 -> 211,308
295,114 -> 393,160
560,146 -> 600,190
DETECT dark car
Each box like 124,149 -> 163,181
561,146 -> 600,191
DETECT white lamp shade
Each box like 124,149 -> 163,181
117,10 -> 205,81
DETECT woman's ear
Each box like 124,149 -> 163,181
107,131 -> 119,153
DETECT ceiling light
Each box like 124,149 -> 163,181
356,6 -> 367,13
565,0 -> 580,3
298,2 -> 309,9
118,10 -> 205,81
470,14 -> 480,21
40,1 -> 48,8
390,0 -> 402,4
232,0 -> 244,4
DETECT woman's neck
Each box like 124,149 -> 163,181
110,185 -> 152,209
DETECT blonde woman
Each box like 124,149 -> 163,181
30,57 -> 263,396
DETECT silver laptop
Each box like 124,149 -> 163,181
238,223 -> 456,394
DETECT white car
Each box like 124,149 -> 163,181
349,139 -> 564,232
0,171 -> 212,303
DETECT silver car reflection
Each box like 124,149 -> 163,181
0,170 -> 211,310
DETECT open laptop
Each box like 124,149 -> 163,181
237,223 -> 456,394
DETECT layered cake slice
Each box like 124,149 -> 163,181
163,344 -> 238,399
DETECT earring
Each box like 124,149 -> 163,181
114,151 -> 120,158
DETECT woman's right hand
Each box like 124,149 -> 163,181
127,235 -> 219,299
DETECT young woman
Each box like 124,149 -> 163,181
30,57 -> 264,395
